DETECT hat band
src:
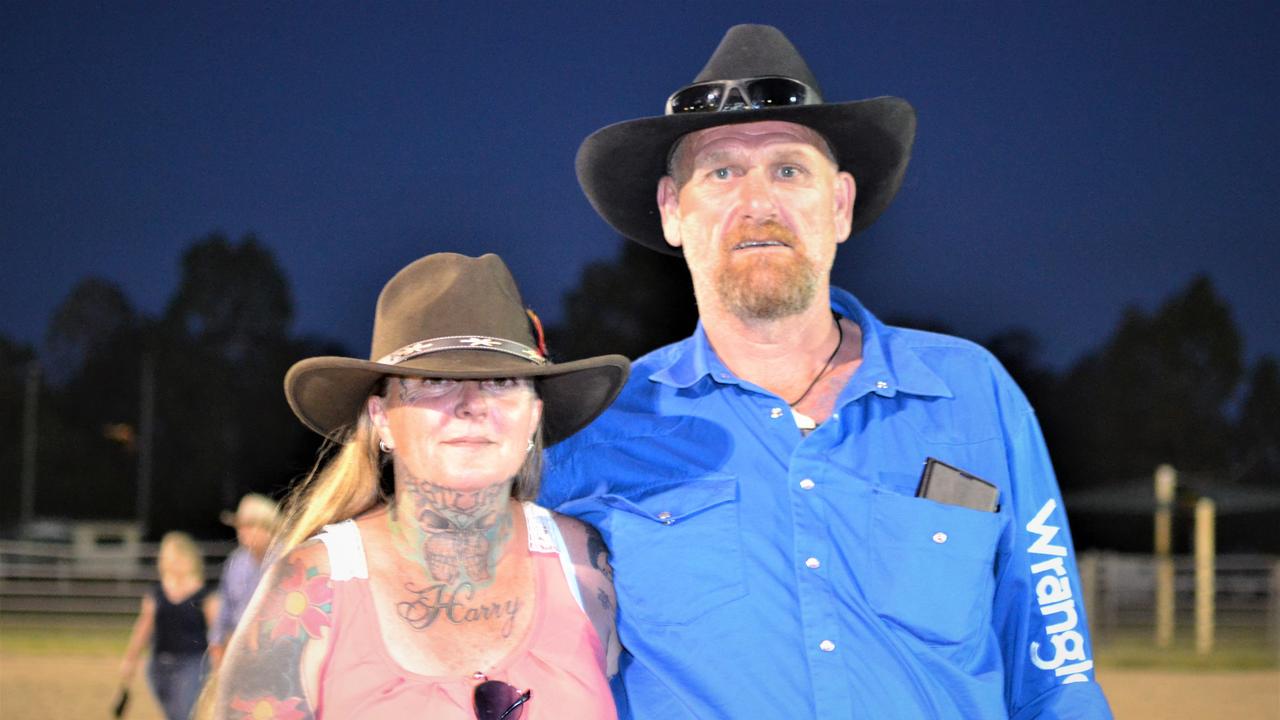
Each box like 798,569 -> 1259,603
376,335 -> 548,367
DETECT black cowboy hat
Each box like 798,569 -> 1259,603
576,24 -> 917,255
284,253 -> 630,445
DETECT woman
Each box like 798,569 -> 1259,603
215,253 -> 629,719
120,530 -> 219,720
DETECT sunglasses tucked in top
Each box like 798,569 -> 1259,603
473,677 -> 532,720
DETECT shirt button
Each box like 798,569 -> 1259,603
770,407 -> 784,419
876,380 -> 889,390
819,640 -> 836,652
933,531 -> 948,544
657,511 -> 674,525
805,557 -> 821,569
799,478 -> 815,490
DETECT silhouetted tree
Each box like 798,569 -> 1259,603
547,241 -> 696,361
1235,356 -> 1280,485
1050,275 -> 1243,486
34,279 -> 144,520
19,232 -> 347,537
44,278 -> 138,386
0,337 -> 36,531
150,232 -> 307,534
164,233 -> 293,362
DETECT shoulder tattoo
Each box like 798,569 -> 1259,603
218,555 -> 333,719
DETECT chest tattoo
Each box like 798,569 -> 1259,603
396,581 -> 522,637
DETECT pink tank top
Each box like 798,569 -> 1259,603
312,504 -> 617,719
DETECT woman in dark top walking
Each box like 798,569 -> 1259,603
120,531 -> 219,720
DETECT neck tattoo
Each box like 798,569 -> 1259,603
390,472 -> 511,586
788,312 -> 843,407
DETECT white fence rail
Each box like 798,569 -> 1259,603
1080,551 -> 1280,632
2,541 -> 1278,636
0,538 -> 235,614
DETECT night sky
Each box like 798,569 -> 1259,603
4,2 -> 1277,373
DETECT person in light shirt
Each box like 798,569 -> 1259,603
207,493 -> 277,670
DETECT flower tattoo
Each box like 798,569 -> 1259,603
267,562 -> 333,641
230,695 -> 306,720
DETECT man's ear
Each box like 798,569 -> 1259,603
657,176 -> 683,250
833,170 -> 856,244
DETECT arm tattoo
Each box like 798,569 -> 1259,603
587,526 -> 614,582
218,556 -> 332,720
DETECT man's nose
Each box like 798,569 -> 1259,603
738,169 -> 777,219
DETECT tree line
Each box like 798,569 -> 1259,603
2,233 -> 1276,550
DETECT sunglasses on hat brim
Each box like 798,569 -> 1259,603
665,76 -> 822,116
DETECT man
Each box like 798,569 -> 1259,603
207,492 -> 277,669
540,24 -> 1112,719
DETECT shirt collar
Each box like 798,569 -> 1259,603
649,321 -> 730,389
830,287 -> 953,401
649,287 -> 953,401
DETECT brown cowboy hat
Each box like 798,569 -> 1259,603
576,24 -> 917,255
284,253 -> 630,445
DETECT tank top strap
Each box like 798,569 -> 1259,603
521,502 -> 585,613
315,519 -> 368,581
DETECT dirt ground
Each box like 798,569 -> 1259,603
1098,667 -> 1279,719
1,654 -> 167,719
0,652 -> 1277,718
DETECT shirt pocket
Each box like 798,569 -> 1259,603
864,489 -> 1005,648
601,474 -> 746,626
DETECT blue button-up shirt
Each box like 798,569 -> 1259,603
540,288 -> 1112,719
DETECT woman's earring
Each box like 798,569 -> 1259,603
379,439 -> 392,453
527,439 -> 535,453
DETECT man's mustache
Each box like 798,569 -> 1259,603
725,221 -> 797,249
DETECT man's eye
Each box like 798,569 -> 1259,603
423,378 -> 455,388
713,167 -> 732,179
778,165 -> 801,178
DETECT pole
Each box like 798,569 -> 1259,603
1195,497 -> 1215,655
19,360 -> 40,529
1154,464 -> 1176,649
136,353 -> 155,539
1079,551 -> 1101,641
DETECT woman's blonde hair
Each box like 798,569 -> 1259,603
158,531 -> 204,583
273,380 -> 545,556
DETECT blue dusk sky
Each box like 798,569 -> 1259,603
3,2 -> 1276,372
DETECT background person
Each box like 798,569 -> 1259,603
214,252 -> 629,719
207,493 -> 278,670
119,530 -> 219,720
540,24 -> 1112,719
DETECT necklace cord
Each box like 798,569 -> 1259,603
787,313 -> 843,407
